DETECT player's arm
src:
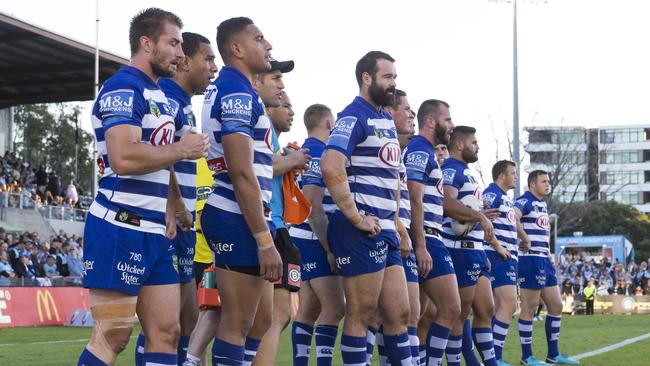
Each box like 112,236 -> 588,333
395,179 -> 411,257
321,149 -> 380,235
168,167 -> 192,231
407,180 -> 432,276
272,149 -> 311,177
514,207 -> 531,252
443,185 -> 494,241
105,124 -> 208,175
303,185 -> 329,250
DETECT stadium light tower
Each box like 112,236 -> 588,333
92,0 -> 100,198
490,0 -> 546,197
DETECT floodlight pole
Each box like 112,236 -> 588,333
513,0 -> 521,198
92,0 -> 100,198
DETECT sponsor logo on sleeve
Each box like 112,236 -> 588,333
483,192 -> 497,207
405,151 -> 429,172
515,198 -> 528,208
221,93 -> 253,123
99,89 -> 134,118
442,168 -> 456,185
327,116 -> 357,150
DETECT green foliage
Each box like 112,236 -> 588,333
13,104 -> 95,194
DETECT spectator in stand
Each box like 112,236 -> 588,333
614,281 -> 625,295
0,250 -> 16,285
43,255 -> 60,278
36,165 -> 47,196
66,247 -> 83,284
635,286 -> 644,296
14,254 -> 36,279
46,171 -> 61,198
65,179 -> 79,207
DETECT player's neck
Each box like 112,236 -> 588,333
419,128 -> 436,146
226,60 -> 255,84
449,151 -> 466,164
309,128 -> 329,144
359,90 -> 381,111
529,190 -> 545,200
496,180 -> 509,193
173,74 -> 195,97
130,58 -> 159,84
398,134 -> 410,149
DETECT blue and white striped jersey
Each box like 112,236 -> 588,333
398,160 -> 411,229
202,67 -> 273,216
289,137 -> 334,241
440,157 -> 484,249
482,183 -> 518,258
515,190 -> 550,257
90,66 -> 176,235
159,78 -> 197,225
325,96 -> 400,232
403,135 -> 444,236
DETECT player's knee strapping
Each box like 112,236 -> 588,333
90,297 -> 137,355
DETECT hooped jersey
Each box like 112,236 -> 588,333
482,183 -> 518,258
440,157 -> 484,249
159,78 -> 197,223
403,135 -> 444,236
325,96 -> 400,232
90,66 -> 176,235
515,190 -> 550,257
202,66 -> 273,218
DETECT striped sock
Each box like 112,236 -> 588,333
143,353 -> 177,366
472,327 -> 497,366
518,318 -> 534,361
366,326 -> 377,365
408,327 -> 419,366
135,333 -> 146,366
78,348 -> 108,366
546,315 -> 561,360
243,337 -> 261,366
212,337 -> 244,366
177,336 -> 189,366
383,332 -> 412,365
462,320 -> 481,366
418,345 -> 426,366
426,322 -> 450,366
341,334 -> 368,366
376,326 -> 388,366
492,317 -> 510,361
444,334 -> 462,366
315,324 -> 338,366
292,321 -> 314,366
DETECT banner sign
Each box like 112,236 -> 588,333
0,287 -> 90,328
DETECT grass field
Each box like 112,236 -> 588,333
1,315 -> 649,365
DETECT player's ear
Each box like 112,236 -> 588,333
362,72 -> 372,88
140,36 -> 153,54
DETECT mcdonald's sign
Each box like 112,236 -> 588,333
36,290 -> 60,322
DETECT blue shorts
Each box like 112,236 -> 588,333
518,255 -> 557,289
292,237 -> 335,281
82,213 -> 178,296
419,236 -> 456,282
201,205 -> 276,267
486,251 -> 518,289
403,251 -> 419,283
328,211 -> 398,277
448,248 -> 490,288
174,229 -> 196,284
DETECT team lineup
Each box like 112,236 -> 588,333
77,7 -> 581,366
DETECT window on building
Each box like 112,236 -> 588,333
602,191 -> 642,205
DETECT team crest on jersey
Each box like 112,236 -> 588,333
118,211 -> 128,222
196,185 -> 213,200
465,170 -> 478,185
148,99 -> 161,117
379,142 -> 401,167
187,111 -> 195,127
150,121 -> 175,146
374,126 -> 385,139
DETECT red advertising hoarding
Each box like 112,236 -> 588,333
0,287 -> 90,328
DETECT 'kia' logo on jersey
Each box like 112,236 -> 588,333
264,128 -> 273,151
150,121 -> 175,146
378,142 -> 400,167
536,215 -> 550,229
507,209 -> 516,224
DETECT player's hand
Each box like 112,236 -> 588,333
326,250 -> 339,274
285,148 -> 312,170
165,209 -> 177,240
486,258 -> 492,272
354,214 -> 381,237
178,131 -> 209,160
176,208 -> 193,232
398,227 -> 412,258
415,244 -> 432,278
496,244 -> 512,260
258,246 -> 283,282
520,236 -> 531,253
483,208 -> 500,221
479,214 -> 495,242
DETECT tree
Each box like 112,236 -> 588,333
13,103 -> 95,194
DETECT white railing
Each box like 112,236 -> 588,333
0,192 -> 88,222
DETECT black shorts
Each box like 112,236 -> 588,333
274,227 -> 301,292
194,261 -> 213,288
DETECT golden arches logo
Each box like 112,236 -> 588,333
36,290 -> 60,322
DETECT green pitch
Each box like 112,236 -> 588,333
1,315 -> 649,365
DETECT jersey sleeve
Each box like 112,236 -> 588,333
442,165 -> 463,190
404,149 -> 430,184
302,157 -> 325,187
325,116 -> 366,159
219,92 -> 255,138
97,83 -> 147,131
482,191 -> 500,209
514,197 -> 530,215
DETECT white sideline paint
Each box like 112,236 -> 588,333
0,335 -> 138,347
572,332 -> 650,360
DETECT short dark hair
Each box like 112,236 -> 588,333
181,32 -> 210,58
129,8 -> 183,55
417,99 -> 449,129
355,51 -> 395,87
391,89 -> 407,109
216,17 -> 254,63
528,169 -> 549,187
448,125 -> 476,151
304,104 -> 332,132
492,160 -> 516,181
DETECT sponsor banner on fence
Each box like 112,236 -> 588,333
0,287 -> 90,328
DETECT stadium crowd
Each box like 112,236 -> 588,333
0,227 -> 84,286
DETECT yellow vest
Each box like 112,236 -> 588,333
583,286 -> 596,300
194,158 -> 214,264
